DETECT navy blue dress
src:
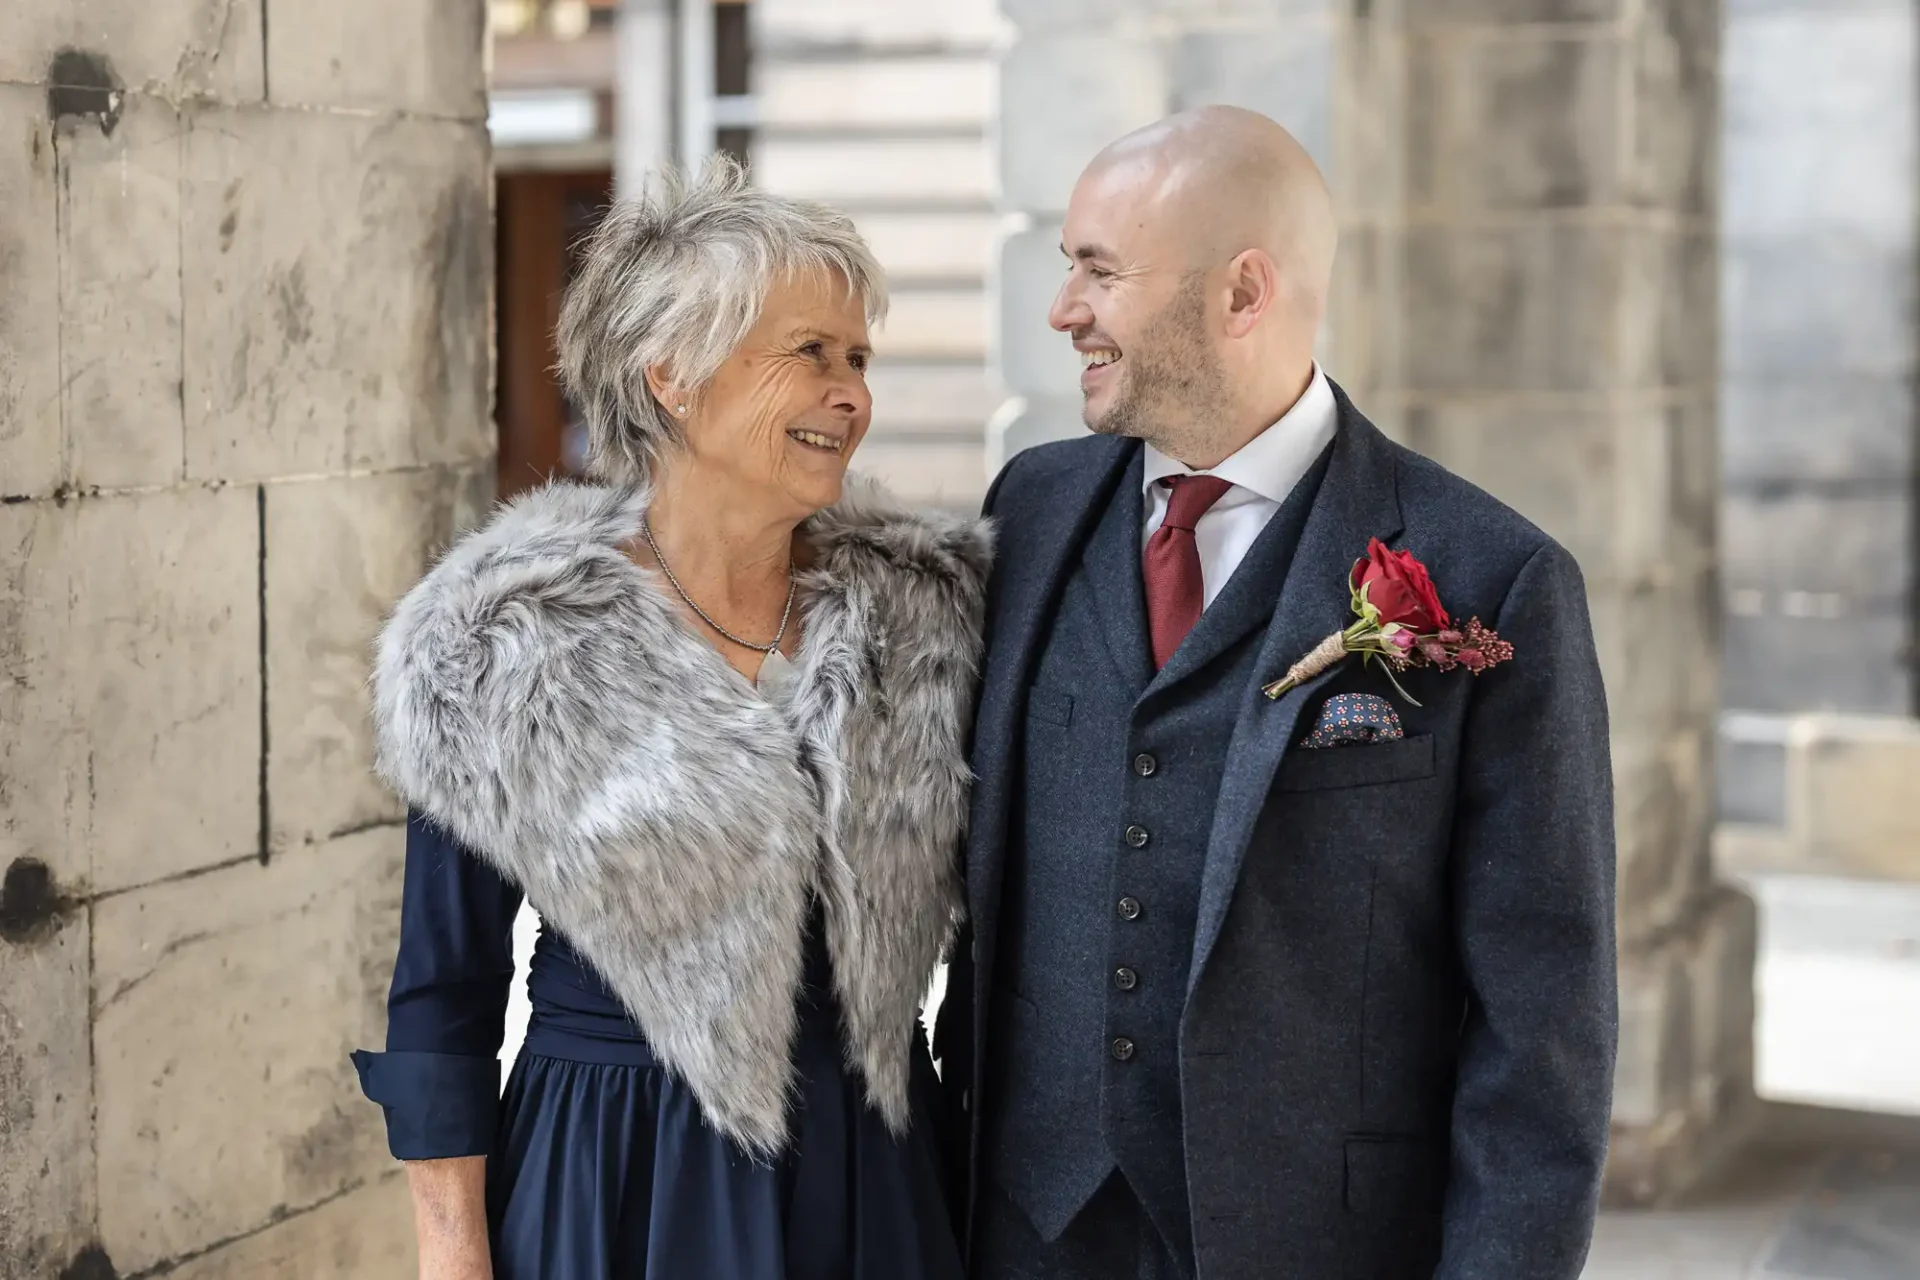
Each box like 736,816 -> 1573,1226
353,814 -> 963,1279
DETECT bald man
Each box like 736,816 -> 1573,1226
933,108 -> 1616,1280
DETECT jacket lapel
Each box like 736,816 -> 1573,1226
967,436 -> 1139,937
1187,401 -> 1406,999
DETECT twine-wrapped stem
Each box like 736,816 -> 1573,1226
1262,629 -> 1349,699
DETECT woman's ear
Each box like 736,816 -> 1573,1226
643,363 -> 689,418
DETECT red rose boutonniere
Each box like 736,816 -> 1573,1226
1262,538 -> 1514,703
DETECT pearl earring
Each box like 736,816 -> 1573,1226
675,404 -> 687,415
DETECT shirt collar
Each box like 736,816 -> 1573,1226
1142,362 -> 1338,506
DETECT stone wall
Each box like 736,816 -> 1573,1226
1716,0 -> 1918,825
0,3 -> 492,1275
990,0 -> 1749,1204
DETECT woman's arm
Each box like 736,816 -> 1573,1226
354,812 -> 523,1278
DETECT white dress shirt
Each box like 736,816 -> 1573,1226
1141,363 -> 1339,608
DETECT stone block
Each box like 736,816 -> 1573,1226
1169,22 -> 1334,166
94,827 -> 407,1273
1405,30 -> 1621,214
755,135 -> 991,205
0,905 -> 95,1277
0,0 -> 265,102
878,288 -> 988,360
997,225 -> 1079,399
759,56 -> 994,130
1001,0 -> 1219,33
1401,224 -> 1638,394
854,439 -> 990,509
1719,488 -> 1908,603
1325,227 -> 1404,394
1334,17 -> 1407,226
1722,231 -> 1915,380
1716,713 -> 1789,826
755,0 -> 1002,48
266,0 -> 485,118
1720,375 -> 1914,488
163,1173 -> 416,1279
0,501 -> 84,891
999,34 -> 1169,216
1406,0 -> 1625,22
1627,0 -> 1719,216
853,210 -> 998,282
1622,229 -> 1717,393
1722,607 -> 1911,715
72,487 -> 261,893
1722,7 -> 1914,236
0,87 -> 62,499
266,466 -> 491,852
1789,715 -> 1920,879
56,93 -> 186,492
1611,948 -> 1687,1129
865,361 -> 1000,432
181,107 -> 492,484
1608,720 -> 1714,927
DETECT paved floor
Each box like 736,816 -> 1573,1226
1587,1144 -> 1920,1279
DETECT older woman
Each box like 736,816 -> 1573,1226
351,160 -> 986,1280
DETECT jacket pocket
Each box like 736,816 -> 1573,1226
1278,734 -> 1435,793
1026,685 -> 1075,727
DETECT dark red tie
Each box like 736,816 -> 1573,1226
1143,475 -> 1234,670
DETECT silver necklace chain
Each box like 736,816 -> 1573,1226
641,515 -> 797,656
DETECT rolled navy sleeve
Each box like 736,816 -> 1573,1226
352,810 -> 522,1161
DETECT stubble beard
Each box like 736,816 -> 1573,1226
1084,274 -> 1231,459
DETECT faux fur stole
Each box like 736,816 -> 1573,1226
372,476 -> 992,1157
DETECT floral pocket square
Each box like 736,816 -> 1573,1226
1299,692 -> 1405,749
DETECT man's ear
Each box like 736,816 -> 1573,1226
1222,249 -> 1278,339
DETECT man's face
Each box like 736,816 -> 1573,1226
1049,161 -> 1227,444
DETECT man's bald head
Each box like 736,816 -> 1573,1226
1081,106 -> 1337,321
1050,107 -> 1338,466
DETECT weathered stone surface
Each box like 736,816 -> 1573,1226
1723,232 -> 1914,380
759,56 -> 994,129
181,107 -> 492,484
1789,716 -> 1920,878
266,0 -> 485,118
1722,6 -> 1913,236
1629,0 -> 1719,216
999,34 -> 1168,216
1169,22 -> 1333,162
0,502 -> 84,893
56,93 -> 186,492
877,287 -> 987,360
1407,0 -> 1625,22
0,906 -> 95,1278
854,439 -> 991,509
865,361 -> 999,432
266,466 -> 491,852
0,0 -> 265,102
755,0 -> 1002,47
1720,376 -> 1913,486
1405,30 -> 1620,214
163,1173 -> 416,1280
1723,608 -> 1911,715
1721,489 -> 1908,606
853,210 -> 998,281
755,135 -> 992,204
72,486 -> 261,893
0,87 -> 62,499
997,225 -> 1078,400
94,827 -> 406,1273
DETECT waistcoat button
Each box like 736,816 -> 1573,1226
1124,824 -> 1150,849
1111,1037 -> 1136,1062
1117,897 -> 1142,921
1114,967 -> 1139,991
1133,754 -> 1158,777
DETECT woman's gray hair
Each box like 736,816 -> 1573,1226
556,156 -> 888,486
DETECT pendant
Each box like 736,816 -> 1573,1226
756,649 -> 798,700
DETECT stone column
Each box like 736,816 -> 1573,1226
991,0 -> 1747,1205
0,3 -> 491,1275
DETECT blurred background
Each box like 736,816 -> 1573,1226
2,0 -> 1918,1276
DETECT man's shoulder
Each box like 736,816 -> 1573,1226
1371,426 -> 1583,614
984,434 -> 1127,519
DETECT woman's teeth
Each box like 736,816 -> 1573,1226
788,429 -> 844,452
1080,350 -> 1121,369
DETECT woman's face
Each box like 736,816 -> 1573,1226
676,269 -> 874,518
